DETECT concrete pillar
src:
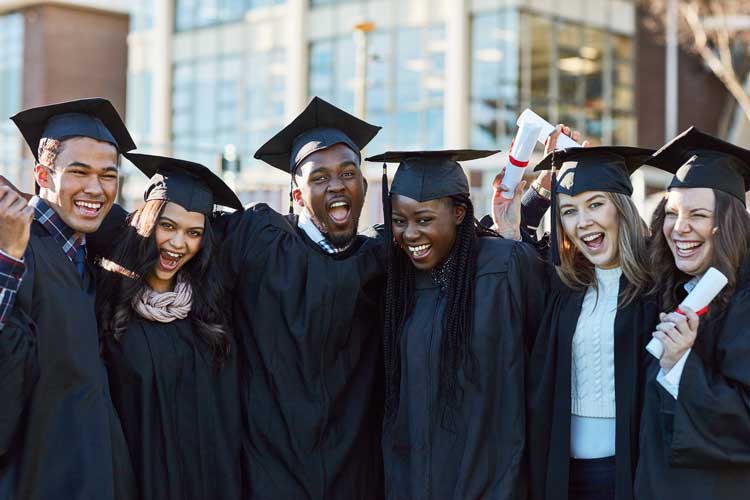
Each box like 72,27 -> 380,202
285,0 -> 309,120
152,0 -> 173,154
443,0 -> 470,148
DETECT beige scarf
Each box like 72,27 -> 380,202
132,274 -> 193,323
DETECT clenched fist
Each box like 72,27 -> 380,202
0,186 -> 34,259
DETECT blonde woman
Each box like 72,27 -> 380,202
518,147 -> 658,500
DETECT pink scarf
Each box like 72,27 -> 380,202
132,274 -> 193,323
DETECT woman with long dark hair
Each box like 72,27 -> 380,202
95,153 -> 243,500
509,146 -> 659,500
365,149 -> 547,499
635,128 -> 750,499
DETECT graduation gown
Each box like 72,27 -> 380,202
526,273 -> 658,500
220,203 -> 386,500
634,265 -> 750,500
0,222 -> 135,500
102,317 -> 242,500
382,237 -> 547,500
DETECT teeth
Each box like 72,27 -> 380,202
675,241 -> 701,250
582,233 -> 603,242
408,244 -> 431,253
163,250 -> 182,259
75,201 -> 102,209
330,201 -> 348,208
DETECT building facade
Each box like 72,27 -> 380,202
0,1 -> 129,193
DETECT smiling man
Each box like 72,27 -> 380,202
0,98 -> 139,500
217,97 -> 386,499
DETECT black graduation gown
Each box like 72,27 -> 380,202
0,222 -> 135,500
526,273 -> 658,500
102,317 -> 242,500
382,237 -> 547,500
220,203 -> 386,500
634,268 -> 750,500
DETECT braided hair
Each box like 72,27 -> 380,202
383,194 -> 499,428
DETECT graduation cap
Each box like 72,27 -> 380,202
365,149 -> 501,243
646,126 -> 750,205
534,146 -> 655,265
125,153 -> 243,216
254,97 -> 381,213
10,97 -> 136,161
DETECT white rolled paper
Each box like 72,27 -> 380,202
501,121 -> 543,199
646,267 -> 729,359
517,108 -> 581,150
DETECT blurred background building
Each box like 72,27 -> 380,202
0,0 -> 747,223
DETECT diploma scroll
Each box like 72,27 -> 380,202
645,267 -> 728,359
516,109 -> 581,150
501,121 -> 543,199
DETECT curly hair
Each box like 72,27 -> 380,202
648,189 -> 750,315
96,199 -> 232,365
383,194 -> 499,427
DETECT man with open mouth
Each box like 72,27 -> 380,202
217,97 -> 386,500
0,98 -> 143,499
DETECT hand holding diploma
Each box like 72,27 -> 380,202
500,121 -> 542,200
646,267 -> 729,364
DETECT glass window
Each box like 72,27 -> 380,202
471,10 -> 636,147
0,13 -> 25,186
174,0 -> 285,32
308,22 -> 444,151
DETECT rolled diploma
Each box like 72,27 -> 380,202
646,267 -> 729,359
502,121 -> 543,199
517,108 -> 581,150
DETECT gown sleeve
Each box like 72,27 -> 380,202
665,289 -> 750,467
508,241 -> 549,352
0,261 -> 39,457
86,203 -> 129,261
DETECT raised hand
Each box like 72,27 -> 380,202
491,169 -> 526,241
652,307 -> 699,372
0,185 -> 34,259
535,125 -> 591,191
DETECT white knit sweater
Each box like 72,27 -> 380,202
570,266 -> 622,419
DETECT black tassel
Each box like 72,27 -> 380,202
382,161 -> 392,245
288,177 -> 294,215
550,150 -> 561,266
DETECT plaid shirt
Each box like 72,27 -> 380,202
0,197 -> 85,329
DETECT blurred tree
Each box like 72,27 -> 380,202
640,0 -> 750,122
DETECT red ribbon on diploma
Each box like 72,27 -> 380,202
507,139 -> 529,168
676,305 -> 709,316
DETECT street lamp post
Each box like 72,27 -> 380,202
353,21 -> 375,120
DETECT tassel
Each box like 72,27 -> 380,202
288,177 -> 294,215
550,150 -> 561,266
382,161 -> 392,245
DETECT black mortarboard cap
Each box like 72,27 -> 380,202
125,153 -> 243,216
534,146 -> 655,196
646,126 -> 750,205
10,97 -> 136,161
534,146 -> 654,265
365,149 -> 500,245
367,150 -> 500,201
254,96 -> 381,174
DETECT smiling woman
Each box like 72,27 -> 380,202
366,149 -> 548,499
94,153 -> 245,500
635,128 -> 750,500
526,145 -> 658,500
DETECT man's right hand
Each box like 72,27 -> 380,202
0,186 -> 34,260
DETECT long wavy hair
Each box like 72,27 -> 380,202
383,194 -> 499,428
554,191 -> 652,306
96,199 -> 232,365
648,189 -> 750,314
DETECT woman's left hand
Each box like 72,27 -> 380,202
652,306 -> 699,372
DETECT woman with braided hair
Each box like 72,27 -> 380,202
365,149 -> 548,500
